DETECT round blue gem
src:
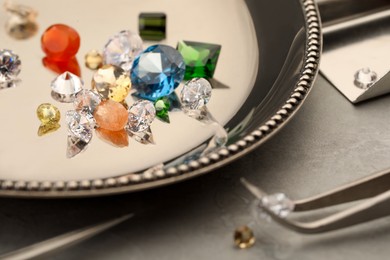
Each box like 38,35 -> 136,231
131,45 -> 186,100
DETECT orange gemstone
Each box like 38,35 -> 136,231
41,24 -> 80,61
96,128 -> 129,147
94,100 -> 128,131
42,56 -> 81,77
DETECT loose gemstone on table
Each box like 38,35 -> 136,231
126,127 -> 155,145
85,50 -> 103,70
96,128 -> 129,148
181,78 -> 212,110
51,71 -> 83,103
67,135 -> 89,158
139,13 -> 166,41
42,56 -> 81,77
177,40 -> 221,80
127,100 -> 156,132
354,67 -> 378,89
41,24 -> 80,61
0,49 -> 21,82
36,103 -> 61,124
131,44 -> 185,101
4,2 -> 38,40
91,64 -> 131,103
234,225 -> 255,249
94,100 -> 129,131
154,97 -> 170,123
66,110 -> 94,143
74,89 -> 102,113
103,30 -> 143,71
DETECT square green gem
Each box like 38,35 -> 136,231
177,40 -> 221,80
139,13 -> 166,41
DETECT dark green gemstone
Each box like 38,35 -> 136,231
177,40 -> 221,80
139,13 -> 166,41
154,98 -> 170,123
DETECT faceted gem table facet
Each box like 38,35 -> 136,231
177,41 -> 221,80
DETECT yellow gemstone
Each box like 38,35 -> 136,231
85,50 -> 103,70
38,122 -> 61,136
234,226 -> 255,249
91,64 -> 131,103
37,103 -> 61,124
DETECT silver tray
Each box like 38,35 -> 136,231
0,0 -> 321,197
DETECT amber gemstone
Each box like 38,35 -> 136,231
234,226 -> 255,249
94,100 -> 128,131
41,24 -> 80,61
96,128 -> 129,148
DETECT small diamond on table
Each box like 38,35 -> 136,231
234,225 -> 255,249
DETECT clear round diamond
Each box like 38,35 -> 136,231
74,89 -> 102,113
131,45 -> 186,101
51,72 -> 83,102
66,110 -> 94,143
354,67 -> 378,89
181,78 -> 212,110
261,193 -> 295,218
0,49 -> 21,82
127,100 -> 156,132
103,30 -> 143,71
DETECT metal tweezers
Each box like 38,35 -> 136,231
242,168 -> 390,234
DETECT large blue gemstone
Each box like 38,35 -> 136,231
131,45 -> 186,101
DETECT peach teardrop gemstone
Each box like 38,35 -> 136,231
96,128 -> 129,148
94,100 -> 128,131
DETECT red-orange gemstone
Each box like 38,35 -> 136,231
94,100 -> 128,131
96,128 -> 129,148
42,56 -> 81,77
41,24 -> 80,61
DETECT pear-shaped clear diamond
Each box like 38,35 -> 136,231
181,78 -> 212,110
66,110 -> 94,143
103,30 -> 143,71
73,89 -> 101,113
66,135 -> 89,158
127,100 -> 156,132
51,71 -> 83,103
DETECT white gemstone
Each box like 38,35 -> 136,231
67,135 -> 88,158
261,193 -> 295,218
126,127 -> 155,144
0,49 -> 21,82
103,30 -> 143,71
181,78 -> 212,110
51,72 -> 83,102
127,100 -> 156,132
354,67 -> 378,89
66,110 -> 94,143
73,89 -> 101,113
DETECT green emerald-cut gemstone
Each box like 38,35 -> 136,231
139,13 -> 166,41
154,97 -> 170,123
177,40 -> 221,80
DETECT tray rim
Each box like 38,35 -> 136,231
0,0 -> 322,198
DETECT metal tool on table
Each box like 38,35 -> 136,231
0,214 -> 134,259
242,168 -> 390,234
319,0 -> 390,103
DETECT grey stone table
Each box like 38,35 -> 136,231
1,76 -> 390,260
